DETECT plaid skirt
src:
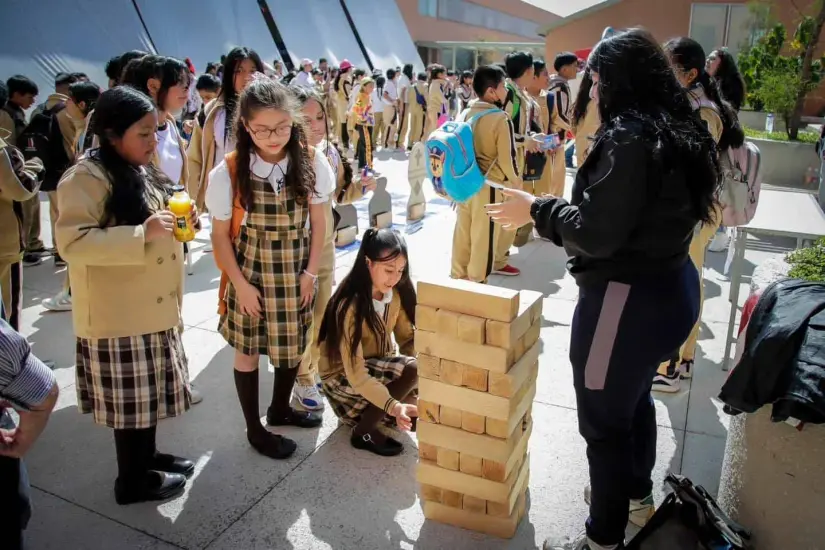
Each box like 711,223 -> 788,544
322,356 -> 413,427
75,328 -> 190,429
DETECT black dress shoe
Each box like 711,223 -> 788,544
248,432 -> 298,460
152,452 -> 195,477
266,407 -> 322,428
350,432 -> 404,457
114,471 -> 186,505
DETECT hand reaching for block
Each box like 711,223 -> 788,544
391,403 -> 419,431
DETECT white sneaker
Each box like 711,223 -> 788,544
708,230 -> 730,252
651,360 -> 681,393
293,383 -> 325,411
42,290 -> 72,312
543,532 -> 619,550
584,486 -> 655,528
189,384 -> 203,405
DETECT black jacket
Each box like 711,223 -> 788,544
719,278 -> 825,424
530,119 -> 697,285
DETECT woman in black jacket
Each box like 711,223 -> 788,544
487,29 -> 720,550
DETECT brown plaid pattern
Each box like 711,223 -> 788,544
322,356 -> 412,427
219,169 -> 313,368
75,328 -> 190,429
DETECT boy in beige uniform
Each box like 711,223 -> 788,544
450,65 -> 520,284
407,73 -> 428,147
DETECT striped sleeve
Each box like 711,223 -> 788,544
0,318 -> 56,410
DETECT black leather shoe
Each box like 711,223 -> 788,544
152,452 -> 195,477
114,471 -> 186,505
350,432 -> 404,457
266,407 -> 322,428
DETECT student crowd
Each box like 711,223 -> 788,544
0,28 -> 748,550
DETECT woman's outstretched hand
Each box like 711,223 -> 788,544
485,188 -> 536,229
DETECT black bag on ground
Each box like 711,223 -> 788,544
17,103 -> 71,192
625,474 -> 752,550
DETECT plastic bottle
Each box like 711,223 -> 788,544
168,185 -> 196,242
765,113 -> 775,134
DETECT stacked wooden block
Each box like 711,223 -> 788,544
415,279 -> 543,538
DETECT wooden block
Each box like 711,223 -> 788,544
488,342 -> 540,398
417,456 -> 527,504
513,337 -> 527,364
419,442 -> 438,462
436,309 -> 461,339
417,279 -> 519,322
483,457 -> 509,483
459,453 -> 483,477
418,353 -> 441,381
408,201 -> 426,221
418,377 -> 529,421
484,367 -> 538,438
461,411 -> 486,434
485,416 -> 509,438
462,494 -> 487,514
417,417 -> 527,463
521,320 -> 541,356
419,400 -> 440,424
420,483 -> 442,503
462,365 -> 488,392
416,331 -> 514,373
481,419 -> 532,482
441,489 -> 463,508
416,305 -> 439,332
423,491 -> 526,539
335,225 -> 357,247
456,314 -> 486,344
439,406 -> 463,428
487,468 -> 530,518
437,448 -> 460,471
485,290 -> 543,348
374,211 -> 392,229
440,359 -> 464,386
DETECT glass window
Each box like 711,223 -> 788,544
439,47 -> 455,70
435,0 -> 539,39
690,3 -> 728,55
726,4 -> 753,58
455,48 -> 475,72
418,0 -> 438,18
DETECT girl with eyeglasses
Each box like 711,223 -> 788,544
206,78 -> 335,460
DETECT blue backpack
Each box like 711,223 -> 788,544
425,108 -> 499,203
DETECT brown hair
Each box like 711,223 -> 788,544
232,77 -> 316,211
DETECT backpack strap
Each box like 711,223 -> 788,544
467,108 -> 501,125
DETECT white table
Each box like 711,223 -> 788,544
723,187 -> 825,370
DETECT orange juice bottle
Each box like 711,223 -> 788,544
168,185 -> 195,242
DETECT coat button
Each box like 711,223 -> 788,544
157,257 -> 164,264
157,297 -> 163,304
171,253 -> 176,260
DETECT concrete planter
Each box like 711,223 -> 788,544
748,137 -> 819,190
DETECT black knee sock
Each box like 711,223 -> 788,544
233,369 -> 268,440
114,427 -> 155,485
269,366 -> 299,419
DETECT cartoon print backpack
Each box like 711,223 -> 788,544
425,108 -> 499,203
692,96 -> 762,227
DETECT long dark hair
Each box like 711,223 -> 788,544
293,87 -> 354,198
710,48 -> 746,112
233,78 -> 315,211
588,29 -> 719,225
664,38 -> 745,152
90,86 -> 171,227
572,68 -> 593,127
221,47 -> 265,142
334,66 -> 351,92
319,228 -> 416,362
121,55 -> 189,112
402,63 -> 414,81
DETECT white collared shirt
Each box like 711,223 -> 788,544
372,289 -> 393,316
291,71 -> 314,90
398,74 -> 411,103
205,148 -> 335,228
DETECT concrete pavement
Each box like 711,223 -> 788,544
17,148 -> 792,549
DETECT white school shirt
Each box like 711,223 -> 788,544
383,80 -> 398,105
291,71 -> 314,90
205,148 -> 335,230
398,74 -> 411,104
371,88 -> 385,113
156,122 -> 183,184
349,83 -> 362,109
372,289 -> 393,316
213,108 -> 236,165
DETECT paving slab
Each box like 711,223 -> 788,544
679,432 -> 727,498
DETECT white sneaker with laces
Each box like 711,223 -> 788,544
708,230 -> 731,252
584,485 -> 655,528
42,290 -> 72,312
651,360 -> 681,393
543,532 -> 619,550
293,383 -> 325,411
189,384 -> 203,405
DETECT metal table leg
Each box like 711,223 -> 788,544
723,230 -> 747,370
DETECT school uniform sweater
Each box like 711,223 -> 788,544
56,159 -> 185,339
426,79 -> 447,126
187,99 -> 224,209
0,139 -> 43,262
467,101 -> 520,185
318,291 -> 415,413
0,104 -> 27,146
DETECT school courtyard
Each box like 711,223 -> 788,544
18,151 -> 786,549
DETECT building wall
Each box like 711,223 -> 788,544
396,0 -> 557,43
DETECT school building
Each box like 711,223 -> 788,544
397,0 -> 557,72
540,0 -> 825,115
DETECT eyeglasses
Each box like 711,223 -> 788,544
248,125 -> 293,140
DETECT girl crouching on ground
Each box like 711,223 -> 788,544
207,77 -> 334,460
56,86 -> 196,505
318,229 -> 418,456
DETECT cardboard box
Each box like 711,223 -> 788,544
457,314 -> 486,344
418,353 -> 441,381
416,305 -> 439,332
423,491 -> 526,539
485,290 -> 543,348
417,280 -> 519,322
415,330 -> 514,373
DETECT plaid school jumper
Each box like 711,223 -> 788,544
219,168 -> 314,368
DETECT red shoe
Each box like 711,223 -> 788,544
492,264 -> 520,276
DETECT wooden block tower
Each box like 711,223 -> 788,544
414,278 -> 543,538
